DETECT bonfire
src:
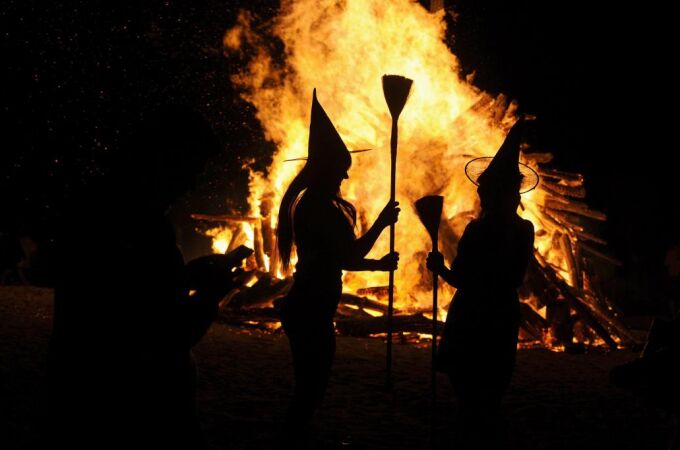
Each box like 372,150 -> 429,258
193,0 -> 635,351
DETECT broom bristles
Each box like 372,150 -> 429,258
382,74 -> 413,118
415,195 -> 444,243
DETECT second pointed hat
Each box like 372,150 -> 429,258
464,118 -> 539,194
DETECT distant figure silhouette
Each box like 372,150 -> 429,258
49,106 -> 242,449
427,118 -> 537,449
277,90 -> 399,446
610,242 -> 680,450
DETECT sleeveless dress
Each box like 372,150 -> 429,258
437,214 -> 534,409
280,190 -> 356,424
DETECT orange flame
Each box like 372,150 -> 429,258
221,0 -> 575,321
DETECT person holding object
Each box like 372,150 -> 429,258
277,89 -> 399,446
426,118 -> 538,449
49,106 -> 243,450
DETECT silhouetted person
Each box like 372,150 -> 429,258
610,242 -> 680,450
277,89 -> 399,447
48,106 -> 238,449
427,118 -> 537,449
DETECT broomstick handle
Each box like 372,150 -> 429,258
386,119 -> 398,386
432,274 -> 438,372
389,121 -> 398,199
431,237 -> 438,417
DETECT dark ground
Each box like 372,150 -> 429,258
1,286 -> 674,450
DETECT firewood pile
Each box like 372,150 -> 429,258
193,140 -> 636,349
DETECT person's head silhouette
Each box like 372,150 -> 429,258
465,117 -> 539,215
304,89 -> 353,195
117,105 -> 221,209
277,89 -> 365,269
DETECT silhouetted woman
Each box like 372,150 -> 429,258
277,90 -> 399,442
427,118 -> 537,448
50,107 -> 237,449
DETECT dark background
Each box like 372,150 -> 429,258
2,1 -> 677,312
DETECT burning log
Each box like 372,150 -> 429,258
545,199 -> 607,221
546,299 -> 573,345
559,233 -> 582,289
227,273 -> 292,309
419,0 -> 445,13
192,212 -> 271,270
335,313 -> 444,338
356,285 -> 391,300
533,255 -> 618,349
538,209 -> 569,234
540,180 -> 587,199
253,221 -> 267,270
491,94 -> 509,124
543,210 -> 584,234
339,293 -> 390,313
469,93 -> 494,113
580,292 -> 638,347
257,194 -> 278,275
582,259 -> 612,314
522,262 -> 555,309
519,301 -> 548,340
580,260 -> 638,346
336,303 -> 381,319
522,152 -> 554,165
536,168 -> 584,185
226,227 -> 247,254
218,307 -> 282,332
547,210 -> 587,233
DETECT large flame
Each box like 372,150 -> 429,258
220,0 -> 568,318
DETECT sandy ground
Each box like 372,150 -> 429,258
1,286 -> 674,449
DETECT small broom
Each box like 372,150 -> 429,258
382,74 -> 413,388
415,194 -> 444,430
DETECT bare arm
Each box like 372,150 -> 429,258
347,201 -> 400,261
426,221 -> 477,288
426,252 -> 457,286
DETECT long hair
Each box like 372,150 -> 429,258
277,165 -> 356,271
277,167 -> 310,271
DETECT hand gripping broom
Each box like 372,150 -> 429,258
415,195 -> 444,432
382,74 -> 413,388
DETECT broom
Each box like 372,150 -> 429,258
415,195 -> 444,425
382,74 -> 413,387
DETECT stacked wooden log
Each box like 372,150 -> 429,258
192,124 -> 636,349
519,152 -> 637,350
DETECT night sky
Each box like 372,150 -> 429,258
2,1 -> 677,311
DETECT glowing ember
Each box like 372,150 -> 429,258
363,308 -> 384,318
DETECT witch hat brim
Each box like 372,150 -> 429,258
465,157 -> 539,193
284,89 -> 369,163
464,118 -> 540,194
284,148 -> 371,162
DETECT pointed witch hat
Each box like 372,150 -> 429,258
283,89 -> 370,163
464,117 -> 539,193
